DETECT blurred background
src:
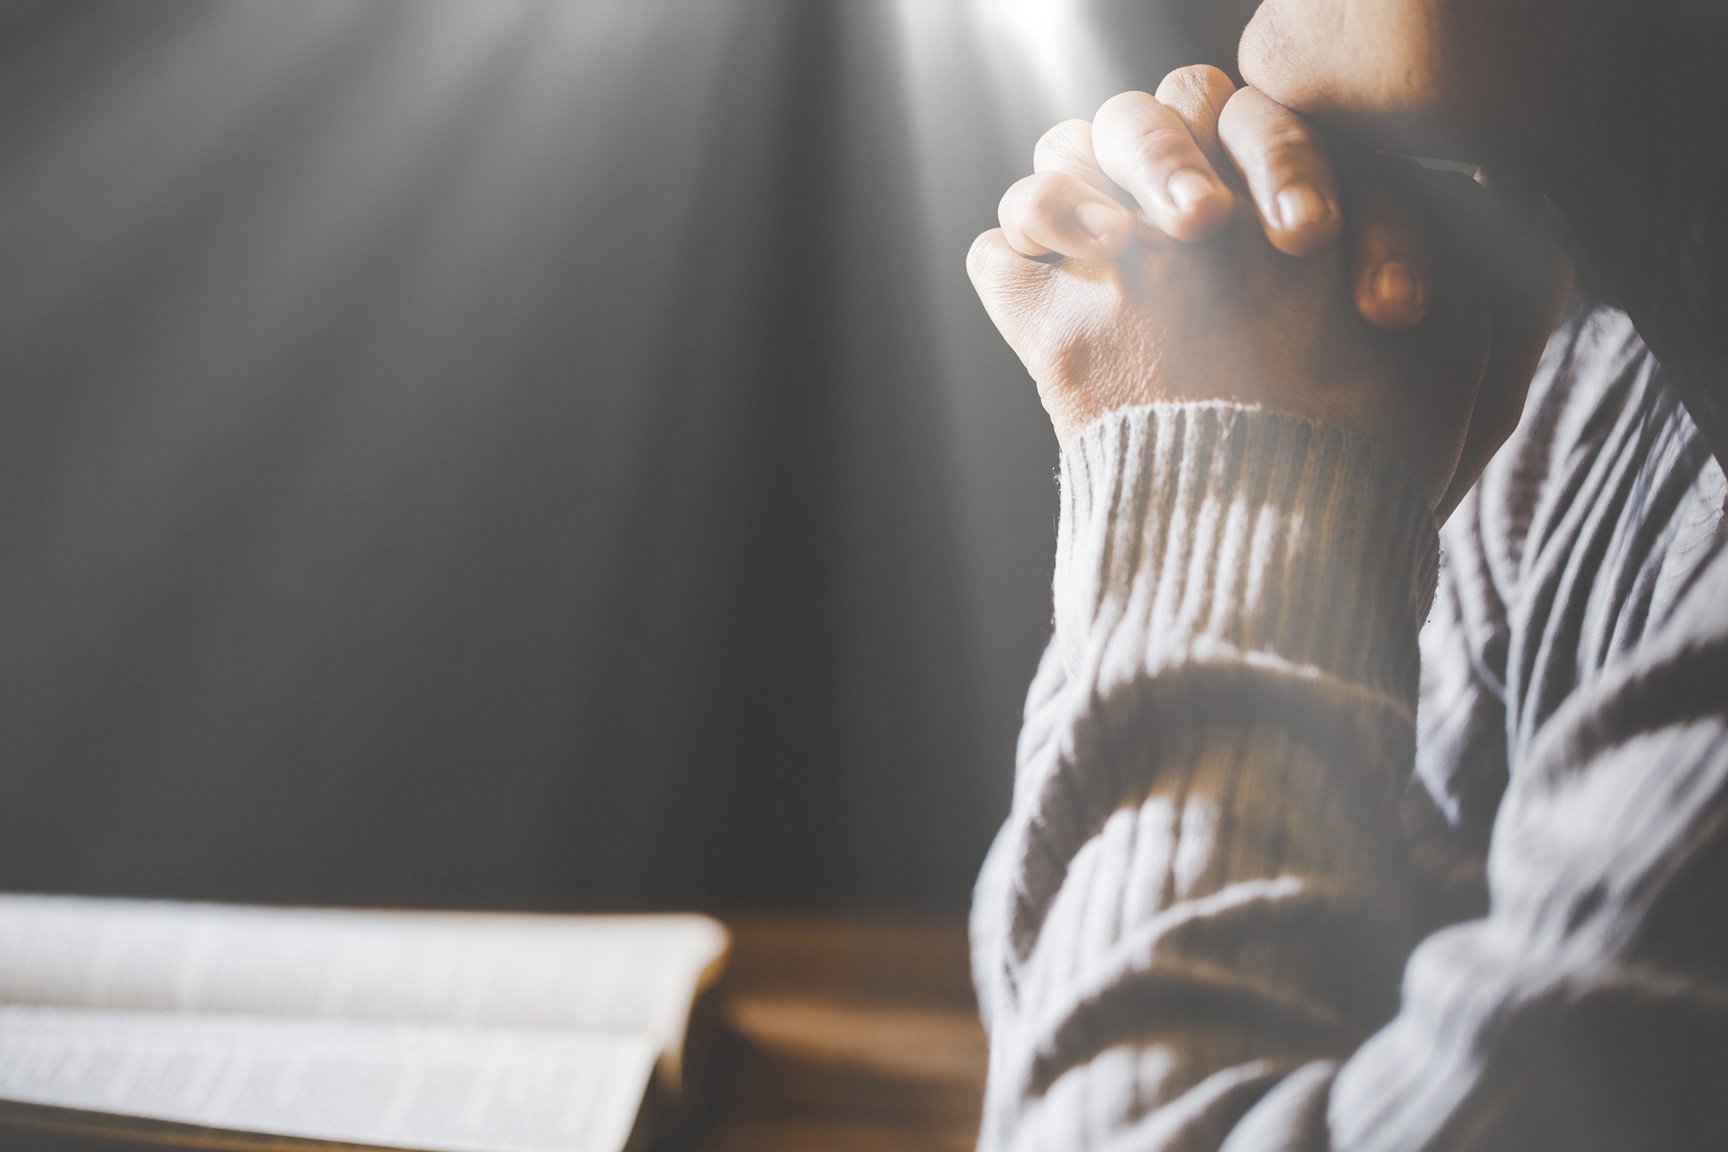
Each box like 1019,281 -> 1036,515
0,0 -> 1255,913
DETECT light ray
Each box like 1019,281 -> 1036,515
969,0 -> 1121,122
883,0 -> 1139,742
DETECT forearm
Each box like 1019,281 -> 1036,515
974,402 -> 1439,1148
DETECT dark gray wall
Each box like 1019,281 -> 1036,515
0,0 -> 1245,911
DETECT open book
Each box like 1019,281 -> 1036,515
0,895 -> 731,1152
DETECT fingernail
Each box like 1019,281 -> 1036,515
1275,182 -> 1329,231
1167,168 -> 1217,215
1076,200 -> 1125,244
1373,261 -> 1424,309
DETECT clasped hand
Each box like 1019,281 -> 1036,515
967,66 -> 1571,520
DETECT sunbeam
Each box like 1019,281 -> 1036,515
883,0 -> 1135,728
0,0 -> 1161,908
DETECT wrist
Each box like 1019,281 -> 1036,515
1052,402 -> 1439,703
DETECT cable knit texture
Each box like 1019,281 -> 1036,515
973,309 -> 1728,1151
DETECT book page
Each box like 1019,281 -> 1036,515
0,1006 -> 656,1152
0,896 -> 728,1089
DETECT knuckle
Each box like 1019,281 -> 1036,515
966,230 -> 1001,281
1095,90 -> 1209,175
1237,119 -> 1318,174
1033,119 -> 1092,168
1254,118 -> 1318,153
1129,122 -> 1198,169
966,229 -> 1048,302
1095,89 -> 1155,125
1169,63 -> 1232,92
1017,174 -> 1068,224
1155,64 -> 1232,115
996,178 -> 1047,241
1241,131 -> 1324,188
1220,89 -> 1315,155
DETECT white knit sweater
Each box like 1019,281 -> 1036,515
971,307 -> 1728,1150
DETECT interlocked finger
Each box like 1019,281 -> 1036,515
999,171 -> 1136,261
1093,90 -> 1235,242
1218,87 -> 1343,256
1032,119 -> 1125,202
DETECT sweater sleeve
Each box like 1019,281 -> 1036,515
971,401 -> 1728,1150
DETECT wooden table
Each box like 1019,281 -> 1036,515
697,918 -> 987,1152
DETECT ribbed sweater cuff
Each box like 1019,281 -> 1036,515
1054,403 -> 1439,705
